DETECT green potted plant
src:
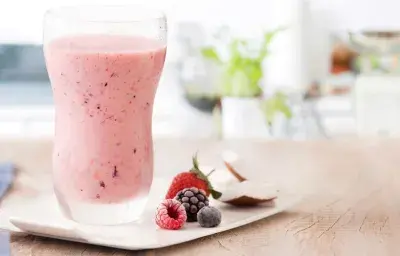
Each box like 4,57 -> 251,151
201,28 -> 292,138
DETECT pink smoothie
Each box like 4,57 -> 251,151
45,35 -> 166,204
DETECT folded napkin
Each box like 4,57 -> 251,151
0,163 -> 14,200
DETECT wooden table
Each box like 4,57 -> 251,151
2,138 -> 400,255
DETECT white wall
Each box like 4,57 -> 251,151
0,0 -> 274,43
310,0 -> 400,31
2,0 -> 400,84
4,0 -> 400,41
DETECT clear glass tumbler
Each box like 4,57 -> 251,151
43,6 -> 167,225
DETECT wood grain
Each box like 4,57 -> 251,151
2,138 -> 400,255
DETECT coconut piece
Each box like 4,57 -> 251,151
224,161 -> 246,182
218,151 -> 279,206
219,180 -> 278,206
224,196 -> 276,206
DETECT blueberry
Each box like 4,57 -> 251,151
197,206 -> 221,228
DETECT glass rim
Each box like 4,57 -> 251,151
44,5 -> 167,24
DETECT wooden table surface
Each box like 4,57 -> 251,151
2,138 -> 400,255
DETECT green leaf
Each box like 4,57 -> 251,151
369,55 -> 380,69
190,153 -> 222,199
259,27 -> 286,61
211,189 -> 222,199
208,27 -> 284,97
221,69 -> 262,97
244,59 -> 263,85
261,92 -> 292,125
231,70 -> 251,97
201,47 -> 222,64
229,40 -> 242,62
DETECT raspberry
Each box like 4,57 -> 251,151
197,206 -> 222,228
155,199 -> 187,230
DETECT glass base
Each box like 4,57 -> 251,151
57,195 -> 148,225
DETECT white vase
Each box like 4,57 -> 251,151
221,97 -> 271,139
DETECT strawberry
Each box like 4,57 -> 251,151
165,154 -> 222,199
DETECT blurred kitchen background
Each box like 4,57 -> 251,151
2,0 -> 400,140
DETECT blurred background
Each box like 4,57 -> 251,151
2,0 -> 400,140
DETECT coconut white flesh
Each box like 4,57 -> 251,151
221,150 -> 250,178
199,165 -> 237,186
222,150 -> 240,164
218,180 -> 278,202
198,163 -> 278,202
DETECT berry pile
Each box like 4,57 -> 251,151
155,154 -> 222,230
156,188 -> 222,230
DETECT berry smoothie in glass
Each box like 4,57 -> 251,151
43,6 -> 167,225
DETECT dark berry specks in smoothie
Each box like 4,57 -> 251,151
101,115 -> 115,124
100,181 -> 106,188
47,35 -> 166,204
112,166 -> 118,178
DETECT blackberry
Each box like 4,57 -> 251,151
175,187 -> 209,222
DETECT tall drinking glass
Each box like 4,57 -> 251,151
43,6 -> 167,225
